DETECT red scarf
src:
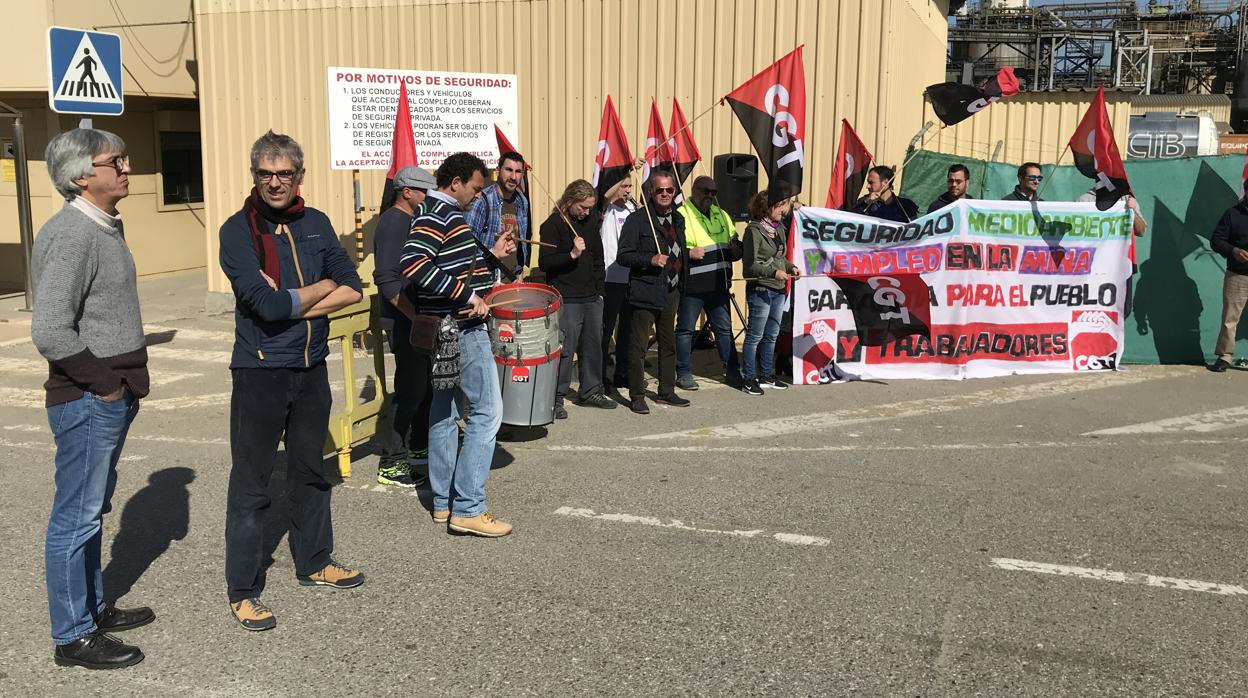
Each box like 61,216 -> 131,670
242,187 -> 305,286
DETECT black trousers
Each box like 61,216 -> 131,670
557,298 -> 605,404
225,365 -> 334,603
602,282 -> 631,387
379,330 -> 432,464
628,287 -> 680,399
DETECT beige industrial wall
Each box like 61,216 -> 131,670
0,95 -> 206,289
197,0 -> 950,295
921,91 -> 1134,167
0,0 -> 197,97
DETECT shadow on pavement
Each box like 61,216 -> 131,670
104,466 -> 195,603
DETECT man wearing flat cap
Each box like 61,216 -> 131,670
373,165 -> 437,488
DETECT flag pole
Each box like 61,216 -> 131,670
526,166 -> 582,240
632,167 -> 664,251
1034,144 -> 1070,201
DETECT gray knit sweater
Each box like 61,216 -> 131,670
31,200 -> 148,406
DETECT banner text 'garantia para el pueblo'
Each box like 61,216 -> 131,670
791,200 -> 1135,383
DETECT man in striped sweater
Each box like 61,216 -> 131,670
400,152 -> 514,537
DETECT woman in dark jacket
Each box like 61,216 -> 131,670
538,179 -> 615,418
740,191 -> 801,396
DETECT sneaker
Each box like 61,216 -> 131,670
740,379 -> 764,396
229,597 -> 276,632
407,448 -> 429,466
629,397 -> 650,415
296,560 -> 365,589
654,393 -> 690,407
448,512 -> 513,537
759,376 -> 789,390
1209,358 -> 1231,373
580,393 -> 618,410
676,375 -> 700,391
432,509 -> 450,524
554,404 -> 569,420
377,459 -> 418,488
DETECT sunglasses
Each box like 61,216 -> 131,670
653,187 -> 676,194
1025,175 -> 1044,182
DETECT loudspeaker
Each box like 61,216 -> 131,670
713,153 -> 758,221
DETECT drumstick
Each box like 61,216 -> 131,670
517,238 -> 557,248
487,298 -> 524,309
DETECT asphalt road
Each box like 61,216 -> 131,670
1,295 -> 1245,696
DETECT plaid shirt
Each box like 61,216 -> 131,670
465,184 -> 530,278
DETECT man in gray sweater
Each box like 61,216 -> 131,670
31,129 -> 153,670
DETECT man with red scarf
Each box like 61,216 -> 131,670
218,131 -> 364,632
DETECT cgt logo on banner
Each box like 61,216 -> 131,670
1070,310 -> 1121,371
790,199 -> 1133,382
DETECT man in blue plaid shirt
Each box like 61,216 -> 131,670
466,151 -> 530,280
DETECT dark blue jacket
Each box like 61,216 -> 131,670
219,207 -> 362,369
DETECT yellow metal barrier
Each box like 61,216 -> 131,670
323,257 -> 389,478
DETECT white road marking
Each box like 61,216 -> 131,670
547,436 -> 1248,454
142,392 -> 232,412
0,387 -> 49,408
146,346 -> 235,364
0,436 -> 145,461
552,506 -> 830,547
635,370 -> 1171,441
144,325 -> 235,343
1084,406 -> 1248,435
0,335 -> 31,347
0,357 -> 201,384
990,558 -> 1248,597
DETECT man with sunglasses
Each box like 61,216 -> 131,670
675,175 -> 743,390
34,129 -> 151,668
218,131 -> 364,632
1003,162 -> 1046,202
617,171 -> 692,414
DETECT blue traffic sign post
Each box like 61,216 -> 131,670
47,27 -> 124,116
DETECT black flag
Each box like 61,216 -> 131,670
926,67 -> 1020,127
723,47 -> 806,204
831,274 -> 932,346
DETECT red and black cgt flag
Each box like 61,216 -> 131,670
831,274 -> 932,347
592,95 -> 635,200
926,67 -> 1020,127
826,119 -> 873,210
641,98 -> 674,184
1069,86 -> 1131,210
380,84 -> 420,211
723,46 -> 806,204
667,98 -> 702,186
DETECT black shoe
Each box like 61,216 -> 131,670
759,376 -> 789,390
1209,359 -> 1231,373
580,393 -> 618,409
54,630 -> 144,670
554,404 -> 569,419
96,604 -> 155,633
654,393 -> 690,407
629,397 -> 650,415
740,379 -> 764,396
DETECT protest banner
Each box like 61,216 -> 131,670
791,199 -> 1134,382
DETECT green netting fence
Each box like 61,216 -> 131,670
897,150 -> 1245,365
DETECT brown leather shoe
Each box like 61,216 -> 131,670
432,509 -> 449,524
448,512 -> 513,538
229,597 -> 276,632
296,560 -> 365,589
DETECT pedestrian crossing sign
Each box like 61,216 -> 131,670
47,27 -> 124,116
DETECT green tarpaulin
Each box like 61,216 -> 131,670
898,150 -> 1245,365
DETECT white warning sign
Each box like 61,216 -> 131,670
327,66 -> 519,171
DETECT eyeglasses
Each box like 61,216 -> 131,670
254,168 -> 300,184
653,187 -> 676,194
1025,175 -> 1044,182
92,155 -> 129,173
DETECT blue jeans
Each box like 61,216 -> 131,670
743,287 -> 787,381
45,391 -> 139,644
428,325 -> 502,517
675,290 -> 740,380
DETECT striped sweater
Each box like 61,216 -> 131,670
400,191 -> 492,318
